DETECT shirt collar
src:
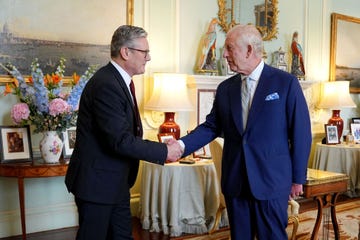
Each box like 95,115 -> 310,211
110,60 -> 132,87
248,60 -> 264,82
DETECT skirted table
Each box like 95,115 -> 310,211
139,160 -> 227,237
312,142 -> 360,197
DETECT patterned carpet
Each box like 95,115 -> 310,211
175,199 -> 360,240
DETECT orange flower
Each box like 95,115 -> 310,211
28,77 -> 33,84
3,83 -> 12,96
52,73 -> 62,84
44,74 -> 51,86
72,73 -> 80,85
13,78 -> 19,87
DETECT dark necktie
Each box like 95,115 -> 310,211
129,80 -> 143,137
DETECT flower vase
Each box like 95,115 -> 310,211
40,131 -> 63,163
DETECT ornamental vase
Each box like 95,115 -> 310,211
39,131 -> 63,163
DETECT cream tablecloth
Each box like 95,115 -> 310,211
312,142 -> 360,197
139,160 -> 223,237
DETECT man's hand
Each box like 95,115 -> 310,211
289,183 -> 304,200
165,139 -> 184,162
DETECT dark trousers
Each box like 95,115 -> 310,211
225,194 -> 289,240
75,196 -> 133,240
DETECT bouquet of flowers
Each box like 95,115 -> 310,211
1,58 -> 97,134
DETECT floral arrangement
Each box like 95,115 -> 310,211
0,58 -> 97,134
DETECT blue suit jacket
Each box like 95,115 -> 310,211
181,64 -> 312,200
65,63 -> 167,204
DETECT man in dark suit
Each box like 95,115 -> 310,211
179,25 -> 312,239
65,25 -> 183,240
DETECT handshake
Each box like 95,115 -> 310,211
165,138 -> 184,162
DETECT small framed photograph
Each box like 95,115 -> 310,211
186,130 -> 211,159
193,147 -> 208,158
62,127 -> 76,159
157,133 -> 175,143
350,123 -> 360,143
352,118 -> 360,124
324,124 -> 339,145
0,125 -> 32,163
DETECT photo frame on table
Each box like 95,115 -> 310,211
0,125 -> 32,163
157,133 -> 175,143
324,124 -> 339,145
350,123 -> 360,143
192,147 -> 207,158
186,130 -> 211,159
352,118 -> 360,124
62,127 -> 76,158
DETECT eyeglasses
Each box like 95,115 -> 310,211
128,47 -> 150,58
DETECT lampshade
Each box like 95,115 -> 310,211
318,81 -> 356,143
145,73 -> 193,112
145,73 -> 193,139
318,81 -> 356,109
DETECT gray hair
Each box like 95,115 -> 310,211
232,24 -> 263,58
111,25 -> 148,57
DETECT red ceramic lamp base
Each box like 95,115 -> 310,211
328,109 -> 343,142
159,112 -> 180,139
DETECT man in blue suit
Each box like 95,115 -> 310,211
180,25 -> 311,239
65,25 -> 183,240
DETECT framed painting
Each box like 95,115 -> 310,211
0,0 -> 133,84
62,127 -> 76,159
0,125 -> 32,163
197,89 -> 216,125
324,124 -> 339,145
330,13 -> 360,93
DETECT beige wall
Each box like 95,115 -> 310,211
0,0 -> 360,237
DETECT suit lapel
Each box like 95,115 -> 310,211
107,63 -> 143,135
229,74 -> 245,134
107,63 -> 133,106
246,65 -> 271,130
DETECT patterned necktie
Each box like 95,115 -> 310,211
129,80 -> 143,137
242,76 -> 251,130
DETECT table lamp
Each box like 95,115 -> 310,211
318,81 -> 356,142
145,73 -> 193,139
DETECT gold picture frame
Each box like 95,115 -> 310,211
329,13 -> 360,93
0,0 -> 134,85
217,0 -> 278,41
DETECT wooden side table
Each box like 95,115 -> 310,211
304,168 -> 349,240
0,159 -> 68,240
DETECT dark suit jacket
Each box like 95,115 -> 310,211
181,64 -> 312,200
65,62 -> 167,204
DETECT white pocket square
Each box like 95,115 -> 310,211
265,92 -> 279,101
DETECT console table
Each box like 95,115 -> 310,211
304,168 -> 349,240
0,159 -> 68,240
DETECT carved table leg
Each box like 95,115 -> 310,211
310,193 -> 340,240
330,192 -> 340,240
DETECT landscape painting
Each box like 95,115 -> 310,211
330,13 -> 360,93
0,0 -> 128,77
